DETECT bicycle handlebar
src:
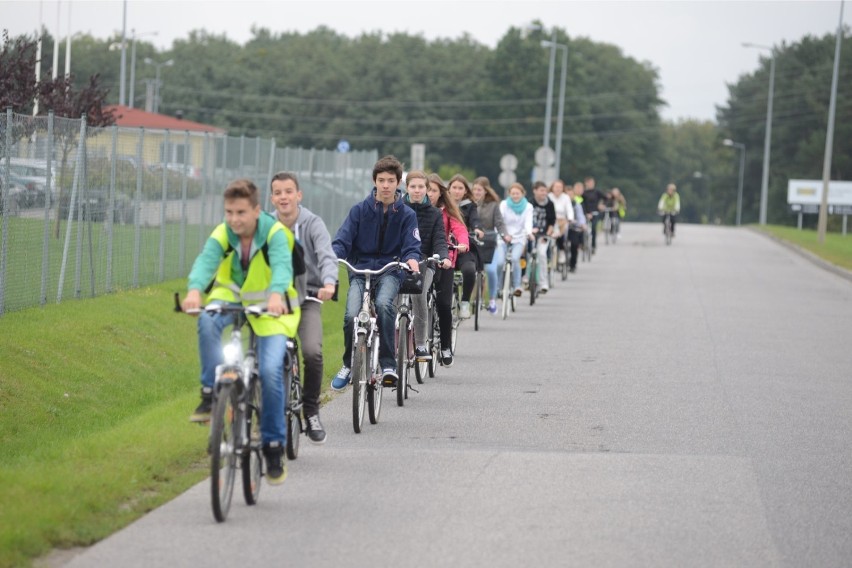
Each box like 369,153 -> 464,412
173,293 -> 279,316
337,258 -> 413,277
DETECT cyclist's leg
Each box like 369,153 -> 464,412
297,301 -> 323,418
486,242 -> 504,299
341,276 -> 365,368
256,333 -> 287,446
536,239 -> 549,289
509,241 -> 524,292
458,252 -> 476,302
434,267 -> 455,349
671,214 -> 677,236
412,265 -> 433,349
197,302 -> 238,390
374,273 -> 402,371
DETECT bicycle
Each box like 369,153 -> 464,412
338,258 -> 412,433
397,256 -> 440,404
499,239 -> 517,320
555,233 -> 569,282
582,223 -> 592,262
603,208 -> 613,245
174,294 -> 292,523
660,211 -> 674,246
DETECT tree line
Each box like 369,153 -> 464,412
4,24 -> 851,226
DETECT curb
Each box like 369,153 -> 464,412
748,227 -> 852,284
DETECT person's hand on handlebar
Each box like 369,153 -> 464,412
317,283 -> 336,301
266,292 -> 289,317
406,258 -> 420,273
182,289 -> 203,315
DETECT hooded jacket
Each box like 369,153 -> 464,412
332,187 -> 421,278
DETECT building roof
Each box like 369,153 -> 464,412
105,105 -> 226,134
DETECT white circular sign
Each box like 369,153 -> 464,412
498,170 -> 517,189
534,145 -> 555,167
500,153 -> 518,171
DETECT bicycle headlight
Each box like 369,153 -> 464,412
357,310 -> 370,324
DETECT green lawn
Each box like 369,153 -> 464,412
757,225 -> 852,271
0,279 -> 346,568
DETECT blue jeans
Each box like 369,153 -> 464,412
507,241 -> 525,290
198,302 -> 287,446
343,273 -> 401,371
485,242 -> 506,300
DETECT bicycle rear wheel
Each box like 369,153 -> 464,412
242,375 -> 262,506
396,317 -> 409,407
473,272 -> 482,331
352,336 -> 368,433
501,264 -> 512,320
211,383 -> 239,522
428,307 -> 439,378
528,258 -> 537,306
367,339 -> 383,424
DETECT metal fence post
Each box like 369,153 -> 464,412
57,114 -> 87,303
132,127 -> 144,288
0,107 -> 12,316
106,124 -> 118,292
40,111 -> 54,306
158,130 -> 170,281
179,130 -> 189,274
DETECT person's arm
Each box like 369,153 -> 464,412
266,229 -> 292,315
674,194 -> 681,214
545,201 -> 556,236
184,228 -> 228,312
400,210 -> 422,272
468,203 -> 484,237
449,216 -> 470,248
431,213 -> 451,269
307,216 -> 339,300
657,195 -> 666,213
523,204 -> 534,238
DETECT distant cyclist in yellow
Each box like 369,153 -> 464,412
657,183 -> 681,237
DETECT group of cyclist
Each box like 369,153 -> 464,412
181,153 -> 692,488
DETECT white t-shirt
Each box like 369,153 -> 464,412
548,193 -> 575,236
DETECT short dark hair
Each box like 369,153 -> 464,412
532,181 -> 548,190
224,179 -> 259,207
271,171 -> 300,190
373,155 -> 404,183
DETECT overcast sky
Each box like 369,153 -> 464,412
1,0 -> 845,121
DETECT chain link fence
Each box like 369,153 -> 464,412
1,110 -> 377,315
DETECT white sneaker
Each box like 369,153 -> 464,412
459,301 -> 471,319
558,251 -> 566,263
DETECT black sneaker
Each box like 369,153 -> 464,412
189,387 -> 213,423
263,442 -> 287,485
441,348 -> 454,367
415,346 -> 432,361
305,414 -> 327,445
381,368 -> 398,387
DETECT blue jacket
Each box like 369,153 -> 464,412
333,188 -> 421,278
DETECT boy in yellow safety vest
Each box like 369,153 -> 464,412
182,179 -> 300,485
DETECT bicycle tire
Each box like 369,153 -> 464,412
210,383 -> 239,522
367,339 -> 383,424
241,374 -> 262,506
286,372 -> 301,461
396,317 -> 409,407
501,263 -> 512,320
528,256 -> 537,306
473,272 -> 482,331
352,335 -> 367,433
428,305 -> 439,378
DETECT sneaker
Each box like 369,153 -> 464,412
569,266 -> 576,273
263,442 -> 287,485
441,348 -> 454,367
415,346 -> 432,361
381,368 -> 398,387
513,287 -> 523,297
189,387 -> 213,423
331,366 -> 351,391
558,250 -> 566,264
487,300 -> 497,314
305,413 -> 327,445
540,287 -> 548,295
459,301 -> 471,319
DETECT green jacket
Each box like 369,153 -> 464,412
657,193 -> 680,214
188,211 -> 300,337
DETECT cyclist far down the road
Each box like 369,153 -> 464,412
270,171 -> 338,445
498,182 -> 534,298
447,174 -> 483,320
427,173 -> 469,367
547,179 -> 575,267
331,155 -> 421,391
657,183 -> 681,237
472,176 -> 510,314
530,180 -> 556,294
182,178 -> 300,485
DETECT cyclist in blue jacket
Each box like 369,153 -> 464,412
331,155 -> 421,390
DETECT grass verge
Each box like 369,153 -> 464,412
756,225 -> 852,272
0,279 -> 346,568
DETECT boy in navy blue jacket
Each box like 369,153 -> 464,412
331,156 -> 421,389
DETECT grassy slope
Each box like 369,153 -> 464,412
757,225 -> 852,271
0,280 -> 345,568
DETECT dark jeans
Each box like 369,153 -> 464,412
662,213 -> 677,235
297,300 -> 323,416
343,272 -> 401,371
433,267 -> 455,350
588,212 -> 600,249
456,251 -> 476,302
568,229 -> 583,268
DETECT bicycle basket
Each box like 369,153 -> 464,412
399,271 -> 424,294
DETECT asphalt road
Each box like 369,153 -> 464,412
61,223 -> 852,568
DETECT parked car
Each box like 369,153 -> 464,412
59,187 -> 134,224
148,162 -> 201,180
1,176 -> 28,214
1,166 -> 46,208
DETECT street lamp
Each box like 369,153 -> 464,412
143,57 -> 174,114
743,42 -> 775,225
525,24 -> 557,152
723,139 -> 746,226
129,31 -> 158,108
541,39 -> 568,181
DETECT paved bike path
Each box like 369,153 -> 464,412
62,223 -> 852,567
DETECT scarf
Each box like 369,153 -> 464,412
404,193 -> 430,205
505,196 -> 528,216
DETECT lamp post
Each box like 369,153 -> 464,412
723,139 -> 746,226
525,24 -> 557,152
129,31 -> 158,108
143,57 -> 173,114
743,42 -> 775,225
541,39 -> 568,181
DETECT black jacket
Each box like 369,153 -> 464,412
458,199 -> 482,232
404,198 -> 449,260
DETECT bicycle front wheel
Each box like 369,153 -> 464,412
528,259 -> 537,306
501,264 -> 512,320
396,318 -> 409,407
367,340 -> 383,424
352,336 -> 368,433
211,383 -> 239,522
286,372 -> 302,460
241,376 -> 262,506
473,272 -> 482,331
